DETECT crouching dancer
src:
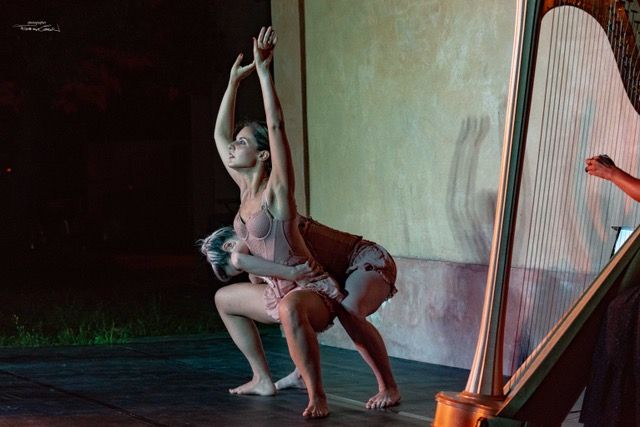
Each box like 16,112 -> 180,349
201,216 -> 400,410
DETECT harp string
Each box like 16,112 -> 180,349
506,3 -> 640,382
511,4 -> 580,380
603,6 -> 626,258
558,4 -> 591,327
539,2 -> 578,355
509,3 -> 560,376
510,4 -> 563,375
532,3 -> 569,359
609,4 -> 631,255
529,3 -> 569,359
549,3 -> 580,333
578,2 -> 607,293
551,4 -> 581,336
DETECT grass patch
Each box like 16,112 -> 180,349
0,254 -> 225,347
0,290 -> 224,347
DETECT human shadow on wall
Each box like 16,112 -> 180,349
446,116 -> 495,264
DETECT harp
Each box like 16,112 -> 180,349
434,1 -> 640,425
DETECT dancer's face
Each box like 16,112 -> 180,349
220,236 -> 249,278
222,236 -> 249,255
228,127 -> 262,169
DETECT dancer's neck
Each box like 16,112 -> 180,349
240,171 -> 268,199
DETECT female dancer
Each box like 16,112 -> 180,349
202,216 -> 401,409
211,26 -> 342,418
582,154 -> 640,426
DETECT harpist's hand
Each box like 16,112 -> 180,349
585,154 -> 616,181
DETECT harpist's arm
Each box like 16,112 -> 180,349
609,168 -> 640,202
586,155 -> 640,202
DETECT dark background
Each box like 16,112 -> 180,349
0,0 -> 271,283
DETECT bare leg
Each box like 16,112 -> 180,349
339,270 -> 401,409
278,290 -> 333,418
214,282 -> 278,396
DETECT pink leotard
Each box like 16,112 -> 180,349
234,203 -> 344,321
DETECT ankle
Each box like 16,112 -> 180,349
378,383 -> 399,393
254,374 -> 273,384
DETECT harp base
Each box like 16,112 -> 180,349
433,391 -> 524,427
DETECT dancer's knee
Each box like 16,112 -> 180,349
340,299 -> 369,319
214,286 -> 232,313
278,295 -> 305,326
280,291 -> 334,332
342,271 -> 390,317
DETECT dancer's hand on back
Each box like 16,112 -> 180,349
253,26 -> 277,70
229,53 -> 255,84
290,259 -> 326,283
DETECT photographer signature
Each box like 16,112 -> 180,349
13,21 -> 61,32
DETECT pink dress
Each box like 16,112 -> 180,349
234,203 -> 344,322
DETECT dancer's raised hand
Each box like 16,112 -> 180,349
229,53 -> 255,84
253,26 -> 278,70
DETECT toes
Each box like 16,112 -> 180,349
314,410 -> 328,418
366,397 -> 390,409
303,409 -> 319,418
303,407 -> 328,418
366,391 -> 401,409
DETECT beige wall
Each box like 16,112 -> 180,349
271,0 -> 517,367
300,0 -> 516,264
272,1 -> 640,369
271,0 -> 309,215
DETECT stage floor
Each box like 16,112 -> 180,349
0,327 -> 583,426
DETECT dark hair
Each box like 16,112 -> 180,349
235,120 -> 271,173
197,226 -> 236,282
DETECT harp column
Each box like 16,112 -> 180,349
433,0 -> 542,425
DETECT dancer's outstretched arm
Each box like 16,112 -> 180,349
230,252 -> 323,283
214,54 -> 255,186
253,27 -> 296,218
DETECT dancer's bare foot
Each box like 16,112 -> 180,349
302,397 -> 329,418
365,387 -> 401,409
275,369 -> 306,390
229,377 -> 276,396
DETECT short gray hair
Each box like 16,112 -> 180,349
197,226 -> 236,282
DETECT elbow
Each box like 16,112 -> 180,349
230,252 -> 242,269
268,120 -> 285,132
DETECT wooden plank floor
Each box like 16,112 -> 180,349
0,326 -> 585,426
0,326 -> 471,426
